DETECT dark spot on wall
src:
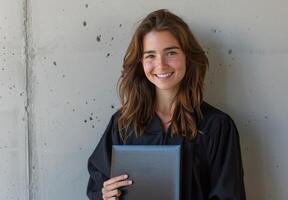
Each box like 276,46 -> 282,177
84,119 -> 87,123
106,53 -> 110,57
89,117 -> 93,121
111,105 -> 115,109
228,49 -> 232,54
72,108 -> 75,112
265,115 -> 268,119
96,116 -> 101,122
80,147 -> 83,150
275,164 -> 279,168
96,35 -> 101,42
90,112 -> 93,116
119,24 -> 122,27
2,68 -> 4,71
211,29 -> 217,33
83,21 -> 87,27
44,142 -> 47,146
53,61 -> 57,66
32,166 -> 35,170
111,37 -> 114,40
86,101 -> 88,104
93,98 -> 96,101
92,125 -> 95,128
62,74 -> 66,78
85,4 -> 88,8
9,85 -> 16,90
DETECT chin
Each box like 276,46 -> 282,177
156,85 -> 177,91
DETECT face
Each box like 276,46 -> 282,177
142,31 -> 186,94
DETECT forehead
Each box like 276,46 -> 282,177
142,31 -> 181,50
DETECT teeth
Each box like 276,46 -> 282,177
156,72 -> 173,78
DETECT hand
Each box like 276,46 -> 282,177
102,174 -> 133,200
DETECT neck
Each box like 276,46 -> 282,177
154,89 -> 178,116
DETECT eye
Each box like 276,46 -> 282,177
144,54 -> 155,59
167,51 -> 177,56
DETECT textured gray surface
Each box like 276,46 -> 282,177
0,0 -> 288,199
0,0 -> 28,199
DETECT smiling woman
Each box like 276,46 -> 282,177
142,31 -> 186,94
87,9 -> 246,200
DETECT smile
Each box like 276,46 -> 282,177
155,72 -> 174,79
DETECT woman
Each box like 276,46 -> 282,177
87,9 -> 246,200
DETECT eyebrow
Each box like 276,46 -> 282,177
143,46 -> 181,54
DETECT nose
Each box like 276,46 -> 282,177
155,54 -> 167,68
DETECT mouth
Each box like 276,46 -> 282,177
155,72 -> 174,79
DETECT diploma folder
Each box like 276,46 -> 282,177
111,145 -> 181,200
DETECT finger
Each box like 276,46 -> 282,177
105,180 -> 132,191
103,174 -> 128,187
103,189 -> 121,198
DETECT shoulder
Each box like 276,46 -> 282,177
106,109 -> 121,128
111,109 -> 121,122
94,109 -> 123,146
198,101 -> 238,138
200,101 -> 233,121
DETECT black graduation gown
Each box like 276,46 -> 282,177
87,102 -> 246,200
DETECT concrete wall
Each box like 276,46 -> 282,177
0,0 -> 28,199
0,0 -> 287,199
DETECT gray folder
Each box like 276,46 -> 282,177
111,145 -> 181,200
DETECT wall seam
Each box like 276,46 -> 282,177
23,0 -> 32,199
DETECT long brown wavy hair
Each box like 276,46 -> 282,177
117,9 -> 209,141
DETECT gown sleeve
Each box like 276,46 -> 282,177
86,116 -> 114,200
207,114 -> 246,200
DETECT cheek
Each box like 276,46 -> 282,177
167,59 -> 186,71
143,62 -> 154,74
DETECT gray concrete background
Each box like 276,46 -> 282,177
0,0 -> 287,199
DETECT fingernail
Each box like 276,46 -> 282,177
128,180 -> 132,184
123,174 -> 128,179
